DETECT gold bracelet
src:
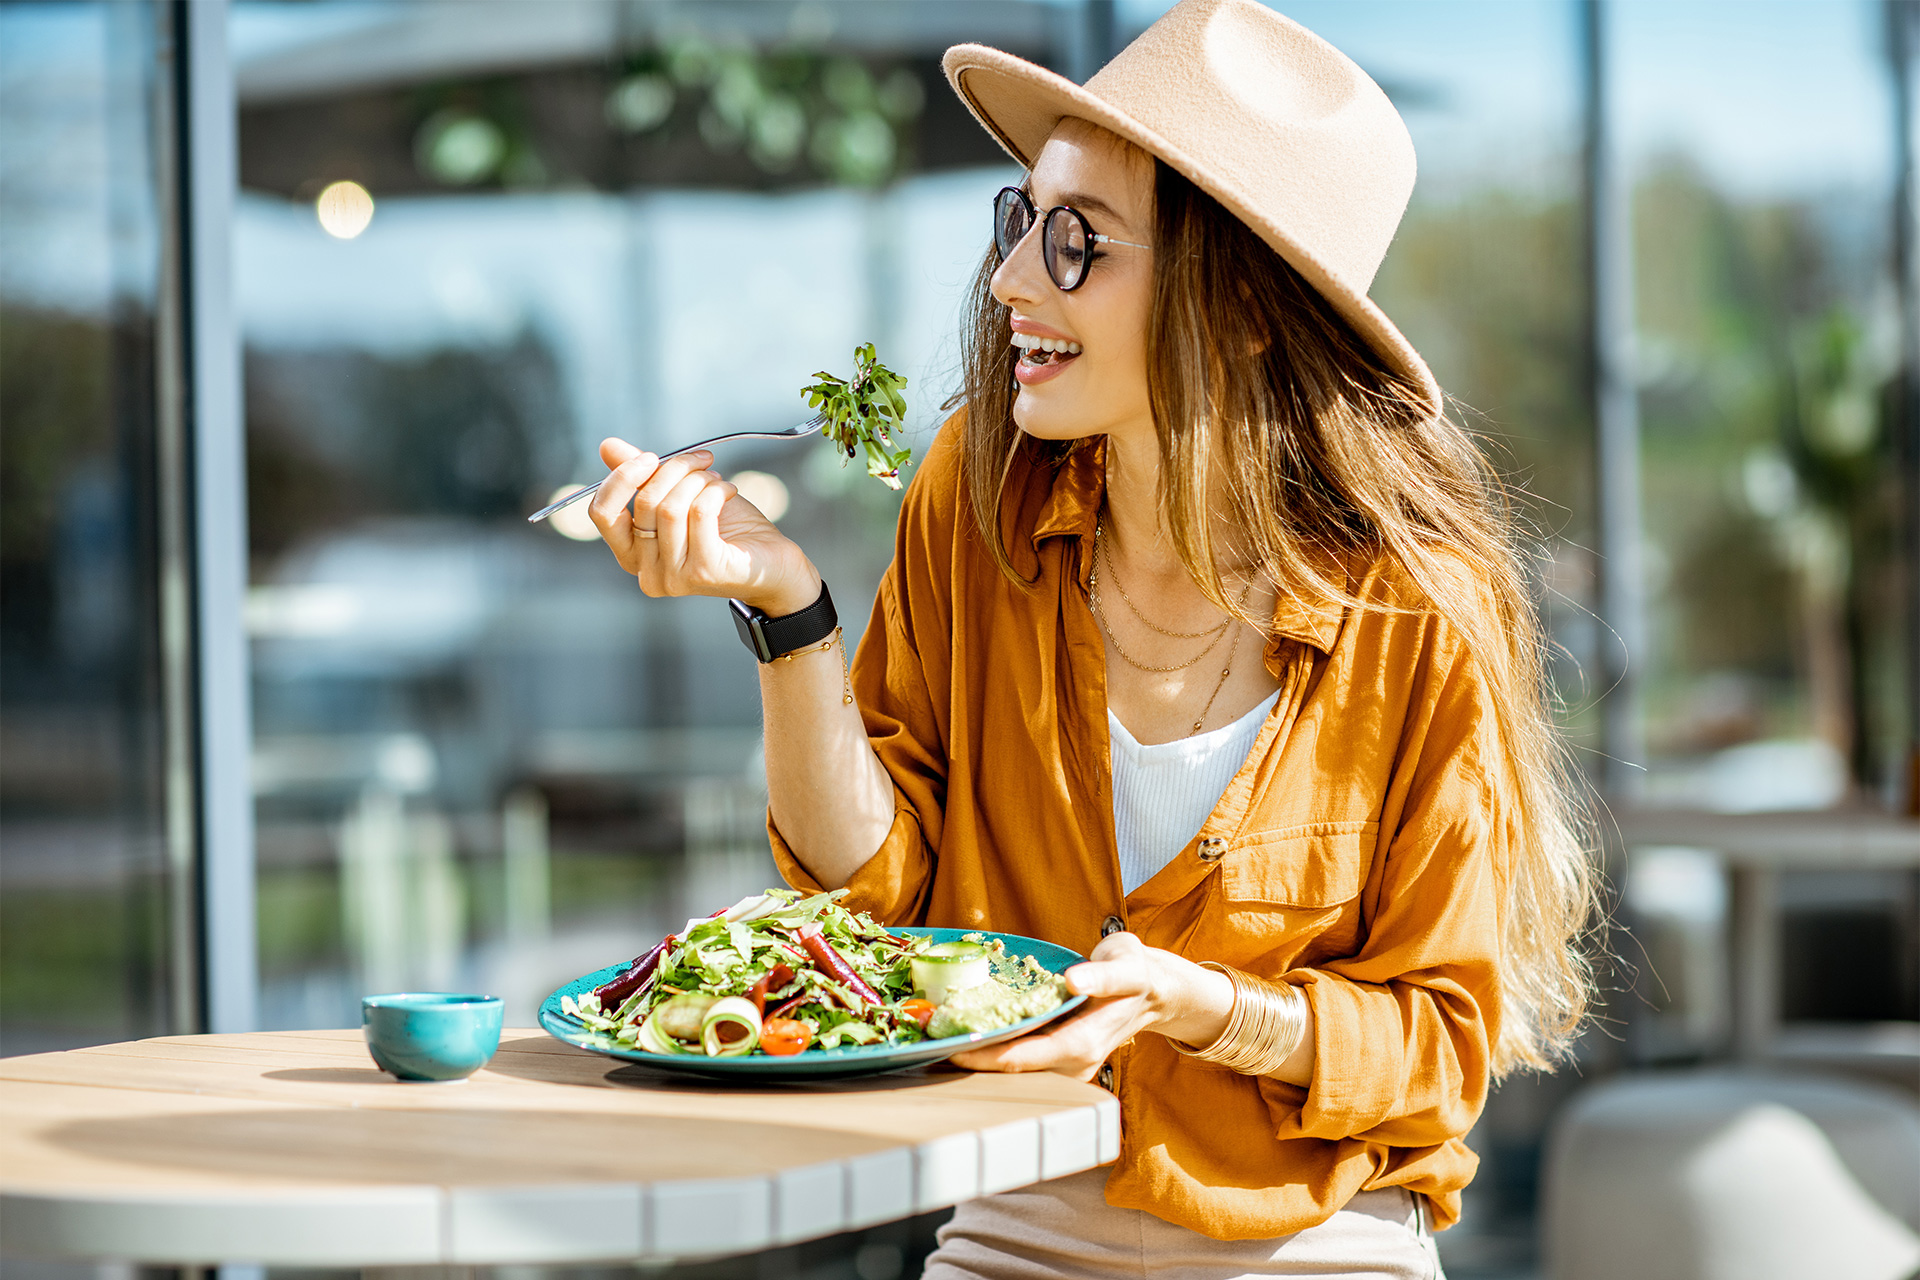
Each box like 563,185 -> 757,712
774,625 -> 853,705
1172,962 -> 1307,1077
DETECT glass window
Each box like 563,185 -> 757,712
0,1 -> 179,1054
1620,0 -> 1907,807
1280,0 -> 1596,743
231,0 -> 1039,1028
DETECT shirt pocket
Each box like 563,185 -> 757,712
1214,820 -> 1377,969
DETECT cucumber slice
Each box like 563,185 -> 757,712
638,992 -> 715,1054
911,941 -> 991,1004
700,996 -> 763,1057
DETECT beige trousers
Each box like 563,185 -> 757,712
922,1168 -> 1445,1280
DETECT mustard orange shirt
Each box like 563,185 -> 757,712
770,417 -> 1512,1240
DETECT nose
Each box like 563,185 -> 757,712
989,221 -> 1050,309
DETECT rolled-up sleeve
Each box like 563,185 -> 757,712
1277,627 -> 1509,1148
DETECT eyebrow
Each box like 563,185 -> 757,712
1024,184 -> 1132,228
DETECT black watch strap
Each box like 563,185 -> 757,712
730,583 -> 838,663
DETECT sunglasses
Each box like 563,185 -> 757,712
992,186 -> 1150,292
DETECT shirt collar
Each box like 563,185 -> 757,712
1028,438 -> 1342,655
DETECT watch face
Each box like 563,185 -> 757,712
730,598 -> 772,662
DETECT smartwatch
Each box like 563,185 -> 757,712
730,582 -> 838,663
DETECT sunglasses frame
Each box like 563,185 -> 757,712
992,186 -> 1150,292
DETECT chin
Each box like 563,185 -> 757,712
1012,390 -> 1110,443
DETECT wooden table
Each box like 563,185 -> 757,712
0,1029 -> 1120,1266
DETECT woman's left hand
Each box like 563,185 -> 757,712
947,932 -> 1234,1082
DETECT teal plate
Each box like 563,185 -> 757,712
538,927 -> 1088,1081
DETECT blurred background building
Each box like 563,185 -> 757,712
2,2 -> 1917,1278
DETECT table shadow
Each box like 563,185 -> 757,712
599,1061 -> 964,1094
482,1042 -> 965,1095
263,1067 -> 402,1086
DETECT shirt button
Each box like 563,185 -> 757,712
1100,915 -> 1125,937
1098,1063 -> 1115,1091
1198,836 -> 1227,862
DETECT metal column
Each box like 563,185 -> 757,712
1891,0 -> 1920,817
1582,0 -> 1647,796
180,0 -> 257,1033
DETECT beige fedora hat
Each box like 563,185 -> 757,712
942,0 -> 1441,416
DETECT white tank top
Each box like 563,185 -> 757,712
1108,691 -> 1279,894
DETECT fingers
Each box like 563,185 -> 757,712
1065,933 -> 1151,1000
684,476 -> 740,577
1087,930 -> 1147,963
587,448 -> 661,564
630,449 -> 713,533
649,466 -> 719,577
581,442 -> 796,602
948,999 -> 1132,1081
950,1028 -> 1101,1079
599,436 -> 643,469
1063,959 -> 1150,1001
588,449 -> 715,583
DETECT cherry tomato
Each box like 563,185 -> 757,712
899,999 -> 935,1030
760,1017 -> 813,1056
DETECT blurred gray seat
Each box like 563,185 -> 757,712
1542,1068 -> 1920,1280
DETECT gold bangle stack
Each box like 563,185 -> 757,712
1173,962 -> 1307,1077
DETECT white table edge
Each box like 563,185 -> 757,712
1,1096 -> 1123,1265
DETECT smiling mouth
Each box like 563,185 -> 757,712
1011,332 -> 1082,368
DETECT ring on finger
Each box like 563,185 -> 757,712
634,527 -> 658,539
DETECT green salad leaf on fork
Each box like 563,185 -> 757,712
804,343 -> 911,490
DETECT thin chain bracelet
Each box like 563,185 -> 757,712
776,625 -> 853,705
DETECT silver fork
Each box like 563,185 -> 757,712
526,413 -> 828,524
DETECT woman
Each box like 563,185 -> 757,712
588,0 -> 1595,1273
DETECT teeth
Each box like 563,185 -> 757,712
1010,333 -> 1083,355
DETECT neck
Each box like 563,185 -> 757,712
1101,427 -> 1181,576
1100,425 -> 1256,585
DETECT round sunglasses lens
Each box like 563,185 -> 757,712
994,191 -> 1031,259
1045,208 -> 1090,290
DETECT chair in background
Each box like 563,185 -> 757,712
1541,1068 -> 1920,1280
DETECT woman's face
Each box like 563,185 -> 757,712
990,121 -> 1155,444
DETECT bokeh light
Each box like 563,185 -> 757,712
314,180 -> 374,239
731,470 -> 790,522
607,73 -> 675,133
545,485 -> 602,542
417,110 -> 506,185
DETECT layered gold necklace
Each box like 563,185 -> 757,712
1089,521 -> 1251,736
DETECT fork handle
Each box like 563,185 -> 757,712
525,438 -> 731,524
526,415 -> 824,524
527,478 -> 608,523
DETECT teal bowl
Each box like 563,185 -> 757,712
362,992 -> 503,1082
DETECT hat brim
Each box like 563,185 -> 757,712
942,44 -> 1443,418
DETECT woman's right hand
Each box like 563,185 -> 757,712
589,437 -> 820,616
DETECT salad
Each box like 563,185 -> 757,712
803,343 -> 912,490
559,888 -> 1069,1058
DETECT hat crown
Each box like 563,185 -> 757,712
1081,0 -> 1414,292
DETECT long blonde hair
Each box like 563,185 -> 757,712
958,149 -> 1598,1076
